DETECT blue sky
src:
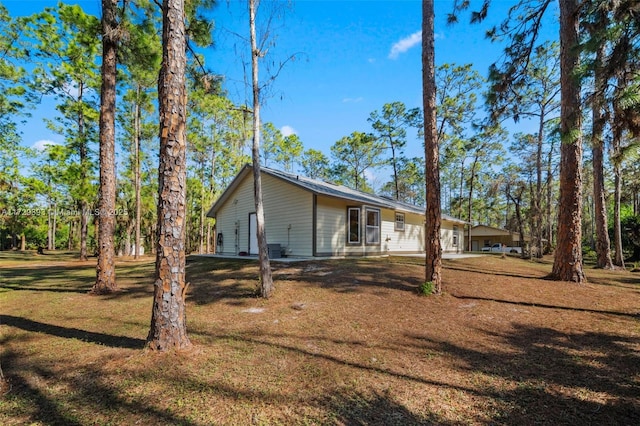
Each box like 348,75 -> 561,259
5,0 -> 560,176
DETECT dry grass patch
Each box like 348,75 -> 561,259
1,252 -> 639,425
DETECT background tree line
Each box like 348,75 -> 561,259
0,0 -> 639,265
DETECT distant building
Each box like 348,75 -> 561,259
464,225 -> 530,251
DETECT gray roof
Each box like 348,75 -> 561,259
207,164 -> 468,224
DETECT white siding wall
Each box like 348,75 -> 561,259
440,221 -> 462,253
316,198 -> 383,256
214,173 -> 313,256
262,174 -> 313,256
214,174 -> 254,255
381,210 -> 425,253
316,198 -> 429,256
315,196 -> 346,256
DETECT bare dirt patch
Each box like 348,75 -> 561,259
1,252 -> 638,425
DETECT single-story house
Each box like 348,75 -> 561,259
206,165 -> 468,258
464,225 -> 530,251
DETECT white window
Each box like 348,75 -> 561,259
348,207 -> 360,244
365,208 -> 380,245
453,225 -> 458,246
395,213 -> 405,231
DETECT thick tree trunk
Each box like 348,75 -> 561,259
249,0 -> 274,298
422,0 -> 442,293
551,0 -> 586,283
93,0 -> 119,294
591,42 -> 613,269
147,0 -> 191,351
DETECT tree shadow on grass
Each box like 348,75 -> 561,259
186,257 -> 424,299
184,257 -> 262,305
289,261 -> 422,294
189,328 -> 481,395
0,315 -> 145,349
187,279 -> 262,305
1,351 -> 85,426
584,274 -> 640,289
406,324 -> 640,424
0,265 -> 95,293
1,350 -> 199,426
443,263 -> 545,280
450,294 -> 640,319
0,262 -> 154,299
318,390 -> 454,425
4,334 -> 441,425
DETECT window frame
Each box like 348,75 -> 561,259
365,207 -> 381,245
347,207 -> 361,244
395,212 -> 405,232
453,225 -> 458,246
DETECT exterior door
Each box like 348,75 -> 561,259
249,213 -> 258,255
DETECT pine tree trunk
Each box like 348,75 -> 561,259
249,0 -> 274,299
47,200 -> 53,250
93,0 -> 119,294
613,161 -> 625,268
551,0 -> 586,283
51,203 -> 57,251
147,0 -> 191,350
592,49 -> 613,269
391,143 -> 399,200
545,139 -> 555,253
80,200 -> 89,260
422,0 -> 442,293
76,79 -> 89,262
199,168 -> 205,254
467,156 -> 479,253
208,147 -> 216,253
124,225 -> 131,256
534,108 -> 545,258
134,85 -> 142,260
68,220 -> 73,250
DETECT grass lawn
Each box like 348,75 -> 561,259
1,251 -> 639,425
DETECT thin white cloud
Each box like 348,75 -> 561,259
388,31 -> 443,59
342,97 -> 364,103
280,125 -> 297,137
389,30 -> 422,59
32,139 -> 58,151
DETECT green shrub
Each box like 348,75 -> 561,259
419,281 -> 434,296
